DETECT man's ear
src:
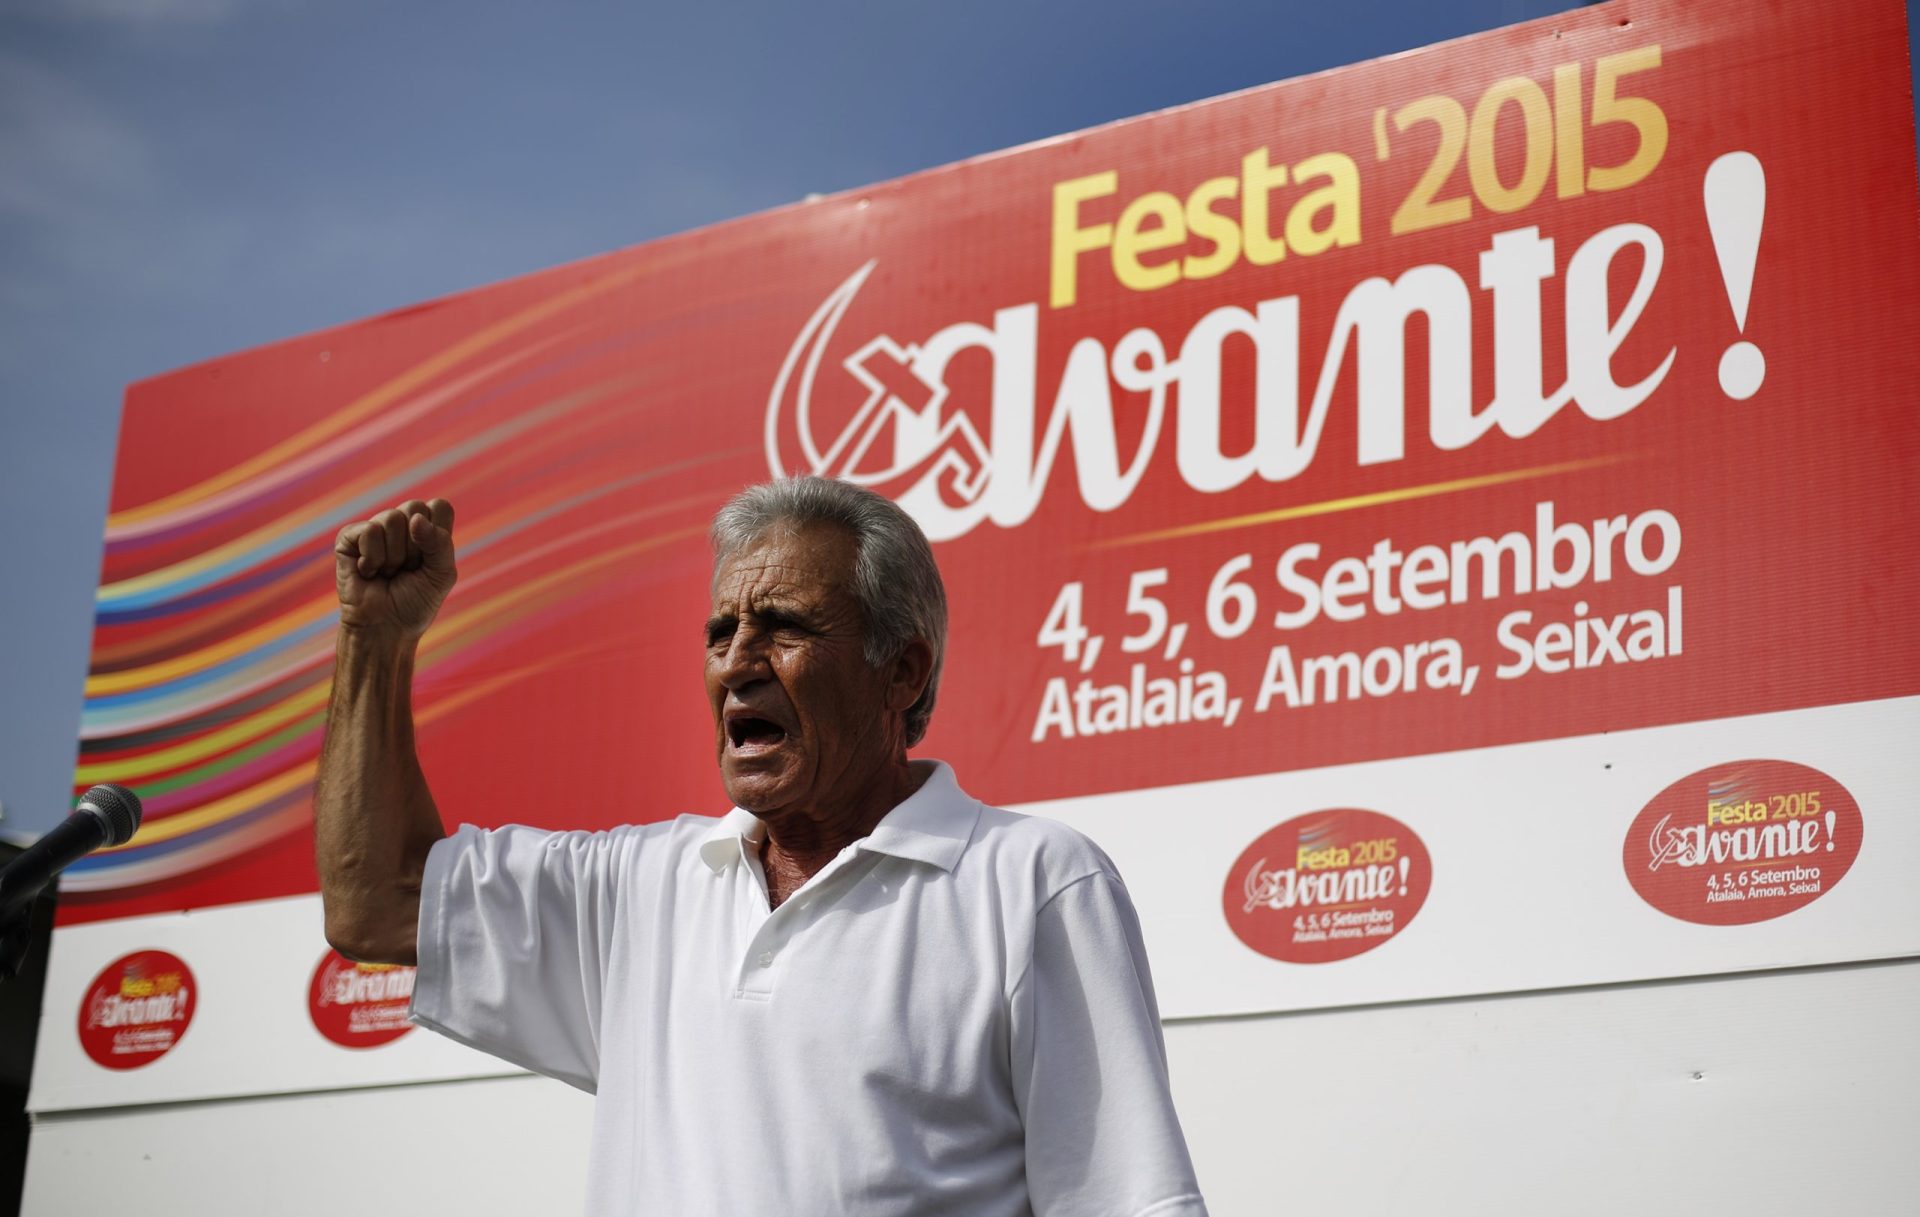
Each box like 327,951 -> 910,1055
886,638 -> 935,714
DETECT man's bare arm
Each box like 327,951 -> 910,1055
314,499 -> 458,965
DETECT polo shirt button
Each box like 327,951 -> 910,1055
757,950 -> 775,968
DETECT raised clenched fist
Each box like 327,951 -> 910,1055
333,499 -> 457,638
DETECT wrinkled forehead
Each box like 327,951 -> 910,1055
709,521 -> 859,608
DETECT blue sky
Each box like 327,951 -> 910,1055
0,0 -> 1914,839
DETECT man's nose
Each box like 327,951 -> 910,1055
714,626 -> 770,689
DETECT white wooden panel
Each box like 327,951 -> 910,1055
29,894 -> 519,1113
1166,960 -> 1919,1216
25,961 -> 1917,1216
24,1074 -> 593,1216
1026,696 -> 1920,1019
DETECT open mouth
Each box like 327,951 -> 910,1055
726,715 -> 789,751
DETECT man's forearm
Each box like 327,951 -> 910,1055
314,627 -> 446,965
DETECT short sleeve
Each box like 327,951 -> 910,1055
408,822 -> 629,1093
1010,871 -> 1209,1217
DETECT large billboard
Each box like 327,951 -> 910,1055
34,0 -> 1920,1107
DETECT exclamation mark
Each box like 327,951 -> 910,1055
1704,152 -> 1766,400
1398,856 -> 1410,895
1825,810 -> 1836,851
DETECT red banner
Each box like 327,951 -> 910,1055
66,0 -> 1918,1006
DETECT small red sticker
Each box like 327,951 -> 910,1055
308,950 -> 416,1048
1623,759 -> 1862,925
1224,808 -> 1432,963
77,950 -> 196,1070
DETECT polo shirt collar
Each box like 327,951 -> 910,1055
697,807 -> 767,874
697,760 -> 979,875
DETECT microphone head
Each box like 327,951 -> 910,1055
76,784 -> 142,847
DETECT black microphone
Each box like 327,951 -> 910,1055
0,784 -> 142,920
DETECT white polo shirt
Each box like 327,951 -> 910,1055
410,760 -> 1207,1217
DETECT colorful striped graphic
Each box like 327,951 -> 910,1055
72,260 -> 762,915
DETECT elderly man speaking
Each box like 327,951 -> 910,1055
315,476 -> 1208,1216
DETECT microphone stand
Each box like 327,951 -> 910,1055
0,908 -> 32,985
0,848 -> 56,986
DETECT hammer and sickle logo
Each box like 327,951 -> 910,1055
765,261 -> 992,504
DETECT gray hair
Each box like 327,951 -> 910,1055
710,476 -> 948,747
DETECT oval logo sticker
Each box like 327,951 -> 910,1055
77,949 -> 196,1070
1622,759 -> 1862,925
1223,808 -> 1431,963
308,949 -> 417,1048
